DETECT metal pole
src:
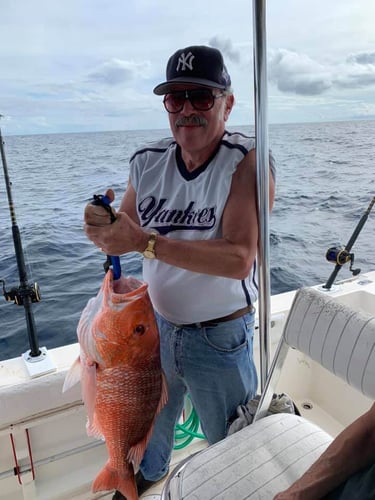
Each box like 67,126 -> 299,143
253,0 -> 271,390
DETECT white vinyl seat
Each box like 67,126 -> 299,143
161,287 -> 375,499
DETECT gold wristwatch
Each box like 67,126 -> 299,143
143,232 -> 157,259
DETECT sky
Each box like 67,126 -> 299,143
0,0 -> 374,136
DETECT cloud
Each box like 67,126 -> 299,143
87,58 -> 151,86
334,71 -> 375,89
208,36 -> 241,63
335,51 -> 375,88
269,48 -> 375,96
347,52 -> 375,65
269,49 -> 331,95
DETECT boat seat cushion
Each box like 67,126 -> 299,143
165,412 -> 332,499
283,287 -> 375,399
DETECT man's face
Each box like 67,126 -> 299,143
164,85 -> 234,159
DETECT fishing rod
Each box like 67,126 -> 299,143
0,121 -> 42,358
323,196 -> 375,290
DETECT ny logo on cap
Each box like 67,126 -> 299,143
176,51 -> 195,72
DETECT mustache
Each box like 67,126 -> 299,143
175,115 -> 208,127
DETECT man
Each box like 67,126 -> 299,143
85,45 -> 275,498
274,403 -> 375,499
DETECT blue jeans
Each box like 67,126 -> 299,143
140,310 -> 257,481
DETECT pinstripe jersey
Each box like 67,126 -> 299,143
130,130 -> 274,324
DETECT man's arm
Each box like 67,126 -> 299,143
85,149 -> 275,280
274,403 -> 375,499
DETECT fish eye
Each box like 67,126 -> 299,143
134,324 -> 145,335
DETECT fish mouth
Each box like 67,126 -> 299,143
113,285 -> 148,302
108,273 -> 149,305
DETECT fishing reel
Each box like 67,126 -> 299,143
0,279 -> 41,305
325,246 -> 361,276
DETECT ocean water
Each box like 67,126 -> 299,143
0,120 -> 374,360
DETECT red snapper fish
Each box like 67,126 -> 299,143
63,269 -> 168,500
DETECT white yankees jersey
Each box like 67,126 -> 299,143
129,130 -> 275,324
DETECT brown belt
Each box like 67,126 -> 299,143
179,304 -> 254,328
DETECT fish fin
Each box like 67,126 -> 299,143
81,360 -> 97,435
62,356 -> 81,392
86,413 -> 105,441
158,371 -> 169,413
92,461 -> 137,500
128,435 -> 148,469
128,372 -> 169,468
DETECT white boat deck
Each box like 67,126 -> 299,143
0,271 -> 374,499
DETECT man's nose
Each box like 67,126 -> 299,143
180,97 -> 195,114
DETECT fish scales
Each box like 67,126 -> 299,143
95,366 -> 163,459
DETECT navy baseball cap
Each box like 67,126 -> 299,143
153,45 -> 231,95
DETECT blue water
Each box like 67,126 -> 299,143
0,121 -> 374,360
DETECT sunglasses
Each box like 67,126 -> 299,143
163,89 -> 225,114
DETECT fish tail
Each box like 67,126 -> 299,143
92,461 -> 138,500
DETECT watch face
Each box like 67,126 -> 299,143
143,232 -> 156,258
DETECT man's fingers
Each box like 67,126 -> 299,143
84,204 -> 112,226
105,188 -> 115,203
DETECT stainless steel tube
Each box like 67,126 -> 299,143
252,0 -> 271,390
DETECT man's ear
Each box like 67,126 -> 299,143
224,94 -> 235,121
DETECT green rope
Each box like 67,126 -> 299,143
173,397 -> 205,450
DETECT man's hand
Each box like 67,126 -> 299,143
84,188 -> 148,256
84,188 -> 116,227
